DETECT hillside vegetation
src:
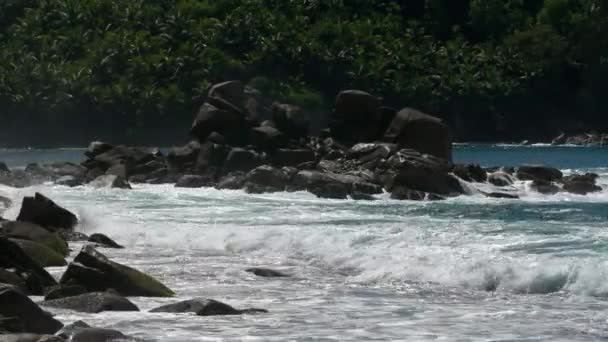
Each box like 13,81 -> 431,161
0,0 -> 606,146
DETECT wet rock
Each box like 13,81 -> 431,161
57,321 -> 134,342
330,90 -> 381,143
0,285 -> 63,334
272,102 -> 309,138
87,234 -> 124,249
55,176 -> 83,187
383,108 -> 452,161
452,164 -> 487,183
291,170 -> 369,196
59,231 -> 89,242
0,269 -> 27,293
208,80 -> 246,112
224,148 -> 263,172
42,291 -> 139,314
195,142 -> 229,172
44,284 -> 88,301
244,165 -> 289,192
309,182 -> 349,199
85,142 -> 114,159
0,221 -> 69,257
516,165 -> 563,182
560,173 -> 602,195
483,191 -> 519,199
16,193 -> 77,232
91,146 -> 156,175
190,102 -> 249,145
0,162 -> 10,173
350,191 -> 376,201
150,298 -> 267,316
245,268 -> 290,278
60,245 -> 174,297
215,172 -> 246,190
175,175 -> 214,188
272,149 -> 315,167
0,237 -> 58,291
251,126 -> 287,149
488,171 -> 515,187
0,334 -> 65,341
167,141 -> 201,172
9,239 -> 67,267
531,180 -> 560,195
390,187 -> 427,201
89,175 -> 131,189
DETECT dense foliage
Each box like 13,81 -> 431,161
0,0 -> 606,145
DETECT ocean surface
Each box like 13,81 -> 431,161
1,144 -> 608,341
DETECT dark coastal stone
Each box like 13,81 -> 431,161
246,268 -> 289,278
0,221 -> 69,256
92,145 -> 155,175
16,193 -> 77,231
562,180 -> 602,195
383,108 -> 452,161
531,180 -> 560,195
224,148 -> 263,172
55,176 -> 83,187
483,192 -> 520,199
208,80 -> 246,111
41,291 -> 139,313
330,90 -> 381,143
87,234 -> 124,249
0,161 -> 10,173
244,165 -> 289,190
0,269 -> 27,293
150,298 -> 268,316
0,334 -> 65,342
0,285 -> 63,334
516,165 -> 563,182
167,141 -> 200,172
57,321 -> 134,342
60,245 -> 174,297
85,141 -> 114,159
190,102 -> 249,145
195,142 -> 229,172
390,187 -> 427,201
44,284 -> 88,301
309,182 -> 349,199
88,175 -> 131,189
272,102 -> 309,138
488,171 -> 515,187
251,126 -> 287,149
9,239 -> 67,267
215,172 -> 246,190
350,191 -> 376,200
452,164 -> 487,183
175,175 -> 214,188
60,231 -> 89,242
0,237 -> 58,291
272,149 -> 315,167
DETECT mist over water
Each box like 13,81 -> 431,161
1,145 -> 608,341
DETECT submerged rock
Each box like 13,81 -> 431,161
488,171 -> 515,187
0,334 -> 65,342
531,180 -> 560,195
87,234 -> 124,249
89,175 -> 131,189
0,221 -> 69,257
175,175 -> 214,188
150,298 -> 268,316
0,285 -> 63,334
246,268 -> 290,278
516,165 -> 563,182
561,173 -> 602,195
16,193 -> 77,232
44,284 -> 88,301
42,291 -> 139,313
9,239 -> 67,267
452,164 -> 487,183
60,245 -> 174,297
57,321 -> 135,342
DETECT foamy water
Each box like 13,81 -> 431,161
0,146 -> 607,341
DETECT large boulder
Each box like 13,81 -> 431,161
516,165 -> 563,182
215,172 -> 246,190
9,239 -> 67,267
251,126 -> 287,149
44,284 -> 88,301
208,80 -> 246,112
0,221 -> 69,257
150,298 -> 267,316
561,173 -> 602,195
0,285 -> 63,334
0,334 -> 65,341
85,141 -> 114,159
379,149 -> 458,195
271,149 -> 315,167
243,165 -> 289,193
87,233 -> 124,249
195,142 -> 229,173
330,90 -> 381,144
383,108 -> 452,161
88,175 -> 131,189
488,171 -> 515,187
0,269 -> 27,292
452,164 -> 487,183
272,103 -> 309,138
190,102 -> 249,145
90,145 -> 156,175
41,291 -> 139,314
291,170 -> 378,199
16,193 -> 77,232
224,148 -> 263,172
60,245 -> 174,297
175,175 -> 214,188
167,141 -> 201,172
0,237 -> 57,292
57,321 -> 134,342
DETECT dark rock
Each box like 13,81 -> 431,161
57,321 -> 134,342
453,164 -> 487,183
207,132 -> 226,144
42,291 -> 139,314
297,161 -> 317,170
0,334 -> 65,341
516,165 -> 563,182
350,191 -> 376,200
89,175 -> 131,189
0,285 -> 63,334
323,150 -> 346,161
251,126 -> 287,149
330,90 -> 381,143
195,142 -> 229,172
224,148 -> 263,172
272,102 -> 309,138
272,149 -> 315,167
244,166 -> 289,190
60,245 -> 174,297
0,269 -> 27,293
310,182 -> 348,199
92,146 -> 155,175
488,171 -> 515,187
551,133 -> 567,145
0,237 -> 58,291
87,234 -> 124,249
0,161 -> 10,173
215,172 -> 246,190
531,180 -> 560,195
150,298 -> 267,316
167,141 -> 201,172
390,187 -> 426,201
352,181 -> 383,195
0,221 -> 69,256
104,163 -> 128,178
483,192 -> 520,199
60,231 -> 89,242
175,175 -> 214,188
380,149 -> 458,195
383,108 -> 452,161
44,284 -> 88,301
130,159 -> 166,177
9,239 -> 67,267
55,176 -> 83,187
562,180 -> 602,195
190,102 -> 249,145
85,142 -> 114,159
16,193 -> 77,231
246,268 -> 289,278
208,80 -> 246,112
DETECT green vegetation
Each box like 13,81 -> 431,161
0,0 -> 606,145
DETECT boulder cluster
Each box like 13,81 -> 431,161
551,132 -> 608,146
1,194 -> 272,341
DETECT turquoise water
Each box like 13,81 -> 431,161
0,145 -> 607,341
